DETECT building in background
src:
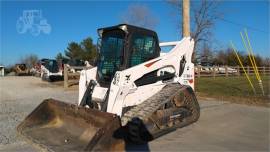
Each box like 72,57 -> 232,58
0,65 -> 4,76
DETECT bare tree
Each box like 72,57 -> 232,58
200,43 -> 214,65
20,54 -> 39,68
167,0 -> 222,62
121,4 -> 159,29
262,57 -> 270,66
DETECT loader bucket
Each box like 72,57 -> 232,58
17,99 -> 125,151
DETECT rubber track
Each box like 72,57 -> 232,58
121,83 -> 182,126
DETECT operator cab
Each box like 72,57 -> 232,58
96,24 -> 160,86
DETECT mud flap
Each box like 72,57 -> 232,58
17,99 -> 125,151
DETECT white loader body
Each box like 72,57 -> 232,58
78,37 -> 195,116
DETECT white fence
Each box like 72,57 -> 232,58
195,66 -> 270,77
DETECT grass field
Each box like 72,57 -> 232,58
195,75 -> 270,107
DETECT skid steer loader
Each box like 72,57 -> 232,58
17,24 -> 200,151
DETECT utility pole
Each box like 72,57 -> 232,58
182,0 -> 190,37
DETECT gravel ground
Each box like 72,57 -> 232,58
0,76 -> 269,151
0,76 -> 77,151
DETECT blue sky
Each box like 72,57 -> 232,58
1,0 -> 269,66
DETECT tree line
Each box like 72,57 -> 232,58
55,37 -> 97,65
14,37 -> 97,70
198,45 -> 270,67
18,42 -> 269,70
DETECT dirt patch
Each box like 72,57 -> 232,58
197,92 -> 270,107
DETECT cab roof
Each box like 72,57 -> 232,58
97,24 -> 158,38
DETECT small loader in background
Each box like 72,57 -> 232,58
17,24 -> 200,151
14,64 -> 30,76
40,58 -> 63,82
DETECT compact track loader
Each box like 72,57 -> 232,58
17,24 -> 200,151
40,59 -> 63,82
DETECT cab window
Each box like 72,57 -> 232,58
130,34 -> 157,67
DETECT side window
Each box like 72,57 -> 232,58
130,34 -> 156,67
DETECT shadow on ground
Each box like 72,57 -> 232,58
113,118 -> 151,152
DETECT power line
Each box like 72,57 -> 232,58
217,17 -> 269,34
